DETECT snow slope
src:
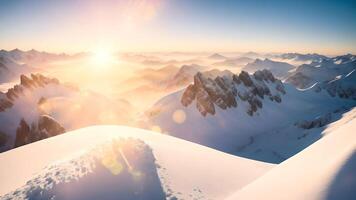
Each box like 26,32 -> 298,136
226,108 -> 356,200
286,54 -> 356,89
0,126 -> 273,200
146,70 -> 356,163
243,58 -> 295,78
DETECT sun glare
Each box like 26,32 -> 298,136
90,49 -> 116,69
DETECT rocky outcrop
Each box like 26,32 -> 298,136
285,72 -> 312,89
14,115 -> 65,148
0,131 -> 8,147
295,113 -> 332,129
14,119 -> 31,148
0,98 -> 13,111
38,115 -> 66,137
0,74 -> 60,110
181,69 -> 286,116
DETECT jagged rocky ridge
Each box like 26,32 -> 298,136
0,74 -> 60,111
14,115 -> 65,148
181,69 -> 286,116
0,73 -> 70,151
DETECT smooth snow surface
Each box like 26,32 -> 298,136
0,126 -> 273,200
226,108 -> 356,200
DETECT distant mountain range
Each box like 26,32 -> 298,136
0,50 -> 355,200
243,58 -> 295,78
0,49 -> 77,83
274,52 -> 329,62
286,54 -> 356,88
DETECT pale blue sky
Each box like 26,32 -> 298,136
0,0 -> 355,54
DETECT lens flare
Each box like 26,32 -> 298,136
172,109 -> 186,124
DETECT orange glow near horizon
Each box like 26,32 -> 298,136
90,48 -> 116,70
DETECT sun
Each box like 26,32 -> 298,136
90,49 -> 116,69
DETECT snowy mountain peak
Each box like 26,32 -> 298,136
181,69 -> 286,116
4,74 -> 60,103
277,52 -> 329,62
286,54 -> 356,89
332,53 -> 356,64
243,58 -> 295,78
313,69 -> 356,100
208,53 -> 226,60
10,48 -> 23,54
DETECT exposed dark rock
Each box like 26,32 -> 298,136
180,69 -> 286,116
38,115 -> 65,137
272,95 -> 282,103
0,73 -> 63,112
239,71 -> 253,86
253,69 -> 276,82
14,119 -> 30,148
285,72 -> 312,89
262,69 -> 276,82
232,74 -> 241,84
0,131 -> 8,147
6,88 -> 18,101
13,115 -> 65,149
296,113 -> 332,129
196,87 -> 215,116
275,80 -> 286,94
38,97 -> 47,105
20,75 -> 34,88
0,98 -> 13,111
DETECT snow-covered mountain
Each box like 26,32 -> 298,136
208,53 -> 227,60
0,73 -> 73,151
0,74 -> 133,152
0,115 -> 355,200
0,54 -> 33,84
212,56 -> 254,67
119,63 -> 236,111
165,64 -> 205,88
312,68 -> 356,100
0,49 -> 76,84
243,58 -> 295,78
226,108 -> 356,200
146,69 -> 356,163
241,51 -> 262,59
0,126 -> 273,200
180,69 -> 285,116
275,53 -> 329,63
286,54 -> 356,89
0,49 -> 355,200
0,49 -> 70,65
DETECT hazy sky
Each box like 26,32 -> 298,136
0,0 -> 355,54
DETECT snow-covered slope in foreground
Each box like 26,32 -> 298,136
0,126 -> 273,200
226,108 -> 356,200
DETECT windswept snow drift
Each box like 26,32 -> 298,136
0,126 -> 273,200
